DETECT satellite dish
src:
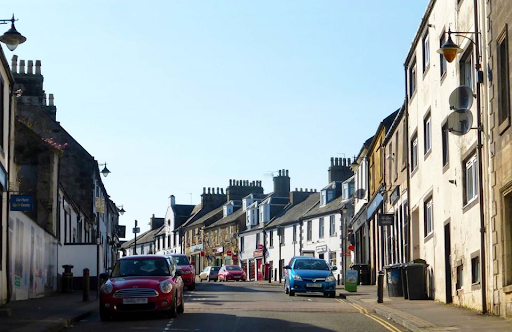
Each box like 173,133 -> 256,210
447,110 -> 473,136
449,85 -> 474,110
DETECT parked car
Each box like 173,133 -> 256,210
169,254 -> 196,291
99,255 -> 184,321
218,265 -> 247,282
199,266 -> 220,282
284,257 -> 337,297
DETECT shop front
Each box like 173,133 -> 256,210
190,244 -> 204,274
213,246 -> 224,266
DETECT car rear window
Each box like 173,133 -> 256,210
172,256 -> 190,265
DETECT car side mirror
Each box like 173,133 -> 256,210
176,270 -> 183,277
284,265 -> 291,269
332,266 -> 338,271
99,272 -> 109,282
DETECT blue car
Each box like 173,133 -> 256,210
284,257 -> 337,298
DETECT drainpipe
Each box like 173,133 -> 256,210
5,81 -> 14,303
473,0 -> 487,314
403,65 -> 411,264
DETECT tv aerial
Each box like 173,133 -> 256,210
447,85 -> 475,136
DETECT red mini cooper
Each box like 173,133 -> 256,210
99,255 -> 184,321
169,254 -> 196,291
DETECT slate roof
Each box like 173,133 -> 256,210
266,193 -> 320,229
183,205 -> 224,228
155,226 -> 166,237
121,225 -> 163,249
173,204 -> 196,229
206,206 -> 245,229
304,195 -> 348,219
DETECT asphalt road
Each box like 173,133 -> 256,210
69,280 -> 407,332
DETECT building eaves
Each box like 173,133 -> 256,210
383,104 -> 406,145
206,207 -> 245,229
405,0 -> 436,65
266,193 -> 320,229
366,110 -> 400,153
184,205 -> 224,229
304,195 -> 347,219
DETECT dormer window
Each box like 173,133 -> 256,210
342,179 -> 355,199
321,189 -> 335,206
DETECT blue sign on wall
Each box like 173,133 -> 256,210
10,195 -> 34,211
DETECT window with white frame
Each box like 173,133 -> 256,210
409,58 -> 417,98
240,236 -> 245,252
319,218 -> 324,238
442,122 -> 449,166
464,154 -> 478,205
293,224 -> 297,243
256,233 -> 260,248
269,230 -> 274,247
460,46 -> 474,88
424,113 -> 432,154
440,30 -> 447,78
329,215 -> 335,236
411,134 -> 418,171
307,220 -> 312,241
424,197 -> 433,237
422,31 -> 430,72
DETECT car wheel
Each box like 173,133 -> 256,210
329,292 -> 336,298
99,306 -> 112,321
168,294 -> 178,318
177,294 -> 185,314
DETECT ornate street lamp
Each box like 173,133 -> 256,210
0,15 -> 26,51
100,162 -> 111,177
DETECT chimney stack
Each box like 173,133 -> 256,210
49,94 -> 54,106
11,55 -> 17,73
169,195 -> 176,206
27,60 -> 33,75
35,60 -> 41,74
328,156 -> 353,183
19,60 -> 25,74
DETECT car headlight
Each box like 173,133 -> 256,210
100,281 -> 113,295
160,280 -> 173,294
292,274 -> 302,281
326,275 -> 335,282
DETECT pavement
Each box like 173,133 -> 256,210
254,280 -> 512,331
1,281 -> 512,332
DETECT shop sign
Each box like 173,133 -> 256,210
10,195 -> 33,211
254,250 -> 263,258
191,244 -> 204,252
390,185 -> 400,205
378,213 -> 394,226
345,270 -> 358,292
367,193 -> 383,220
350,205 -> 367,233
316,245 -> 327,254
214,246 -> 223,254
226,250 -> 232,256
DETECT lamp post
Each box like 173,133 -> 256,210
133,220 -> 140,255
99,162 -> 111,177
437,0 -> 486,314
341,206 -> 348,284
117,205 -> 125,215
0,15 -> 26,51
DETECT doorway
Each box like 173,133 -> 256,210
444,223 -> 452,303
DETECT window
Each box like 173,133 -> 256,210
408,58 -> 417,98
456,264 -> 464,290
0,77 -> 4,151
442,123 -> 449,166
497,27 -> 511,128
424,197 -> 433,236
471,256 -> 480,283
411,134 -> 418,171
424,113 -> 432,154
464,154 -> 478,205
388,143 -> 393,184
256,233 -> 260,248
460,46 -> 474,88
422,32 -> 430,72
329,252 -> 337,268
307,220 -> 312,241
329,215 -> 335,236
280,228 -> 285,245
394,131 -> 399,178
319,218 -> 324,238
217,229 -> 220,244
269,230 -> 274,247
240,236 -> 245,252
293,225 -> 297,243
440,31 -> 447,78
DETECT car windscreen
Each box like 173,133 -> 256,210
172,256 -> 190,265
293,259 -> 330,271
211,267 -> 220,271
112,258 -> 171,277
226,266 -> 241,271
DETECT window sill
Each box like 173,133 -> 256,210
462,197 -> 479,214
471,282 -> 481,291
440,71 -> 447,84
499,118 -> 511,135
423,65 -> 430,79
409,90 -> 417,103
411,166 -> 419,178
424,148 -> 432,161
424,232 -> 434,243
442,162 -> 450,174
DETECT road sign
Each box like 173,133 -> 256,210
133,227 -> 140,234
227,250 -> 232,256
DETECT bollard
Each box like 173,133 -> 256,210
377,270 -> 384,303
337,274 -> 341,286
268,269 -> 272,283
62,265 -> 74,294
274,268 -> 278,282
83,268 -> 90,301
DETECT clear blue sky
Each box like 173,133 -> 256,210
3,0 -> 428,238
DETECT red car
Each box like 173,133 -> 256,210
218,265 -> 247,282
169,254 -> 196,291
99,255 -> 184,321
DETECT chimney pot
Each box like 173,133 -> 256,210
35,60 -> 41,74
221,188 -> 224,194
43,93 -> 47,106
348,158 -> 351,165
229,179 -> 232,186
286,170 -> 289,177
208,187 -> 211,194
27,60 -> 33,75
217,187 -> 220,194
331,157 -> 334,166
203,187 -> 206,194
278,170 -> 281,176
49,94 -> 55,106
11,55 -> 17,73
19,60 -> 25,74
